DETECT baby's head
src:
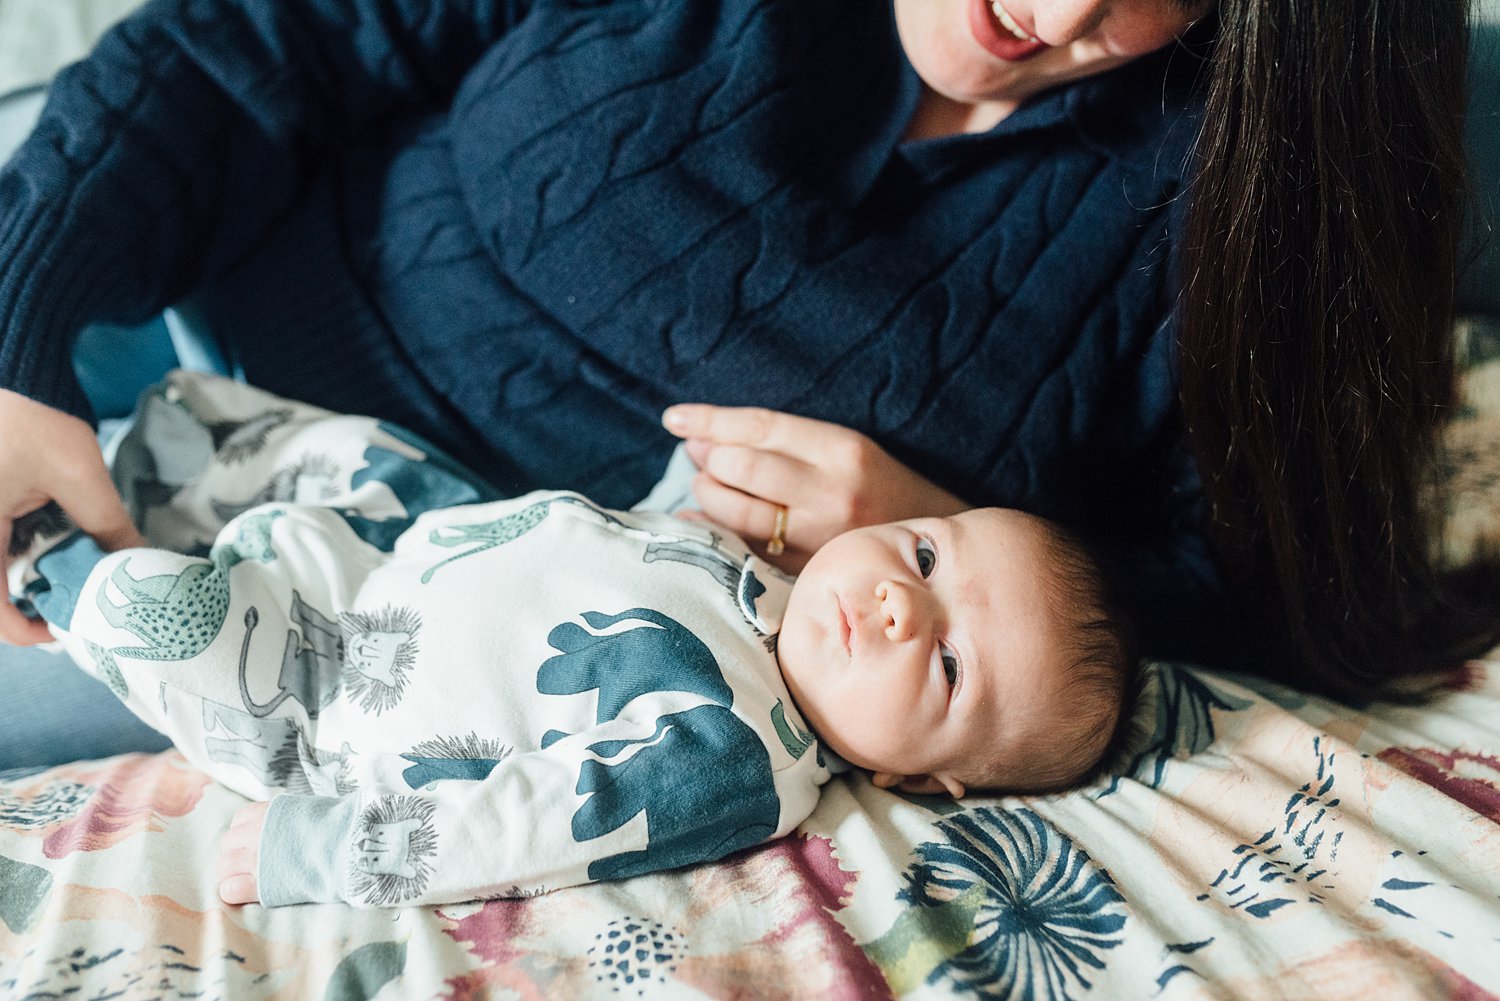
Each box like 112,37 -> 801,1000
776,508 -> 1134,797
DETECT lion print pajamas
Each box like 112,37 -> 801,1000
10,372 -> 831,907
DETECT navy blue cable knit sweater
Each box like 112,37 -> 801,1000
0,0 -> 1234,661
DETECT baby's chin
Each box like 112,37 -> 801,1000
771,604 -> 824,671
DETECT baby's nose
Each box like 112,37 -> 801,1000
876,580 -> 919,642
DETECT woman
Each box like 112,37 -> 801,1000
0,0 -> 1488,769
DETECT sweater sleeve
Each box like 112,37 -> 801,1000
0,0 -> 533,420
259,704 -> 804,907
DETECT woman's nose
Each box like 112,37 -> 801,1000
876,580 -> 920,642
1033,0 -> 1110,45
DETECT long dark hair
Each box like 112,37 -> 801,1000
1178,0 -> 1498,698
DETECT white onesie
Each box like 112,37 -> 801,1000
11,372 -> 831,907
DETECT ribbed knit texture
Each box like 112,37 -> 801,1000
0,0 -> 1230,661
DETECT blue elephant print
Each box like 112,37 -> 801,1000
538,608 -> 781,881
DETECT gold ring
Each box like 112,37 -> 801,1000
767,504 -> 789,556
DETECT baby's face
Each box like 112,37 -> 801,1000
777,508 -> 1069,796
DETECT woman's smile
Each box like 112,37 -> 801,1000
896,0 -> 1213,135
969,0 -> 1048,61
991,0 -> 1038,41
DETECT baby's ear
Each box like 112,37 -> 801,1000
878,773 -> 967,799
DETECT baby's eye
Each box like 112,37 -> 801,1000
915,537 -> 937,578
940,642 -> 960,688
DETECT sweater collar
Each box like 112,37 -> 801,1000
884,8 -> 1210,169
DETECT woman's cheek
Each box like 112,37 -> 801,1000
1094,4 -> 1210,58
1095,23 -> 1186,57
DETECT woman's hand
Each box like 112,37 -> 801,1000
662,404 -> 968,571
217,800 -> 267,906
0,389 -> 145,645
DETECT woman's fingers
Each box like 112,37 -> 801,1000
690,473 -> 811,572
664,402 -> 970,555
668,403 -> 893,548
0,444 -> 140,646
0,605 -> 54,646
0,389 -> 144,554
690,472 -> 785,541
0,519 -> 53,645
686,440 -> 816,507
51,444 -> 145,554
664,404 -> 837,457
55,493 -> 144,554
0,391 -> 146,647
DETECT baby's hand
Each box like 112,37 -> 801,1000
216,801 -> 269,906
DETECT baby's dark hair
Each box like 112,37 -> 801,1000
962,516 -> 1139,794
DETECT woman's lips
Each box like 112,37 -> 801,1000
991,0 -> 1038,40
968,0 -> 1049,62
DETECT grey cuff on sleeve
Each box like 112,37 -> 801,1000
258,794 -> 363,906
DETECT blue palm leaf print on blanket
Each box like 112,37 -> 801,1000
889,807 -> 1128,1000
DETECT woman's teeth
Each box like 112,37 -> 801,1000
990,1 -> 1039,42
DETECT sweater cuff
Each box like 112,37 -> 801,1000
259,794 -> 362,906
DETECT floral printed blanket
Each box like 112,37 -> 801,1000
2,0 -> 1499,990
4,326 -> 1500,999
1,659 -> 1499,999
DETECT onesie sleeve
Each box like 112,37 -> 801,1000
0,0 -> 533,420
258,706 -> 815,908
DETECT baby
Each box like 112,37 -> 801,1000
781,505 -> 1134,800
9,374 -> 1133,909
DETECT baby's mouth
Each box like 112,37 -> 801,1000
836,596 -> 853,659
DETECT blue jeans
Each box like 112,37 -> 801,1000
0,644 -> 171,774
